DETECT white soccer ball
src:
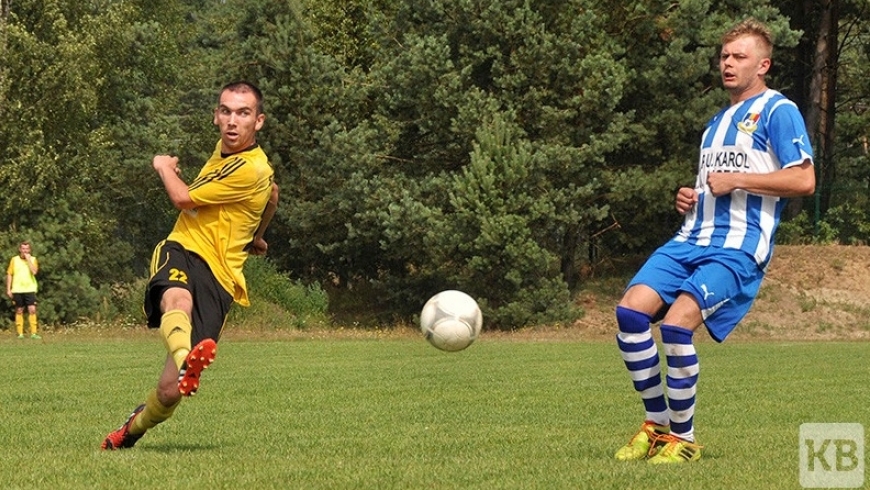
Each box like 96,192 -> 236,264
420,290 -> 483,352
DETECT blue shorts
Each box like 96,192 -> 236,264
627,239 -> 765,342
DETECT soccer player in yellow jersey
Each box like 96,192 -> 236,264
6,241 -> 40,339
102,81 -> 279,450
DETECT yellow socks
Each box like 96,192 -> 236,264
15,312 -> 23,335
129,389 -> 180,435
28,313 -> 37,334
159,309 -> 192,370
127,310 -> 190,437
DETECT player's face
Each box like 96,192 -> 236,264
719,35 -> 770,101
19,244 -> 30,257
213,89 -> 265,154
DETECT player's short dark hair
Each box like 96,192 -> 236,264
220,81 -> 264,114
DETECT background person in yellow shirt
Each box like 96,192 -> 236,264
6,241 -> 40,339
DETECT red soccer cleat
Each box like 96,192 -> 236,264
178,339 -> 217,396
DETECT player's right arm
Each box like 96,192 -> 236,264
153,155 -> 196,210
675,187 -> 698,215
6,262 -> 13,298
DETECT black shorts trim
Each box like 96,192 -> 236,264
144,240 -> 233,344
11,292 -> 37,308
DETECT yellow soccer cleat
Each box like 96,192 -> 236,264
647,433 -> 703,464
615,421 -> 670,461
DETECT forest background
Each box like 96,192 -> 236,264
0,0 -> 867,330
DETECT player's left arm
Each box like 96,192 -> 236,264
707,160 -> 815,197
708,102 -> 816,198
246,182 -> 280,256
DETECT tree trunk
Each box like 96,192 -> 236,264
807,0 -> 839,215
0,0 -> 8,109
560,225 -> 579,291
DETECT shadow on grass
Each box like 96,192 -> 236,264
138,442 -> 222,452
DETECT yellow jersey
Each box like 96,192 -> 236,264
7,256 -> 38,293
167,141 -> 274,306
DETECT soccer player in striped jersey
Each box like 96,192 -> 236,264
102,81 -> 279,450
614,19 -> 815,463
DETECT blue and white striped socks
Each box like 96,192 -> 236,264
616,306 -> 700,442
616,306 -> 668,426
660,324 -> 699,442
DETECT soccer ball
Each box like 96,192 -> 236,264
420,290 -> 483,352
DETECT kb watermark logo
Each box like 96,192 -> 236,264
800,423 -> 864,488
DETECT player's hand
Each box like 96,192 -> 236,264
246,237 -> 268,256
675,187 -> 698,215
152,155 -> 181,175
706,172 -> 739,197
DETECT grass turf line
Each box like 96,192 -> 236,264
0,335 -> 867,489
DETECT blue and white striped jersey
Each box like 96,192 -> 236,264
674,89 -> 814,269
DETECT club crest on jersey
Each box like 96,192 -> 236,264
737,113 -> 760,134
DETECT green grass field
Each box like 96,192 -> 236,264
1,331 -> 867,489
